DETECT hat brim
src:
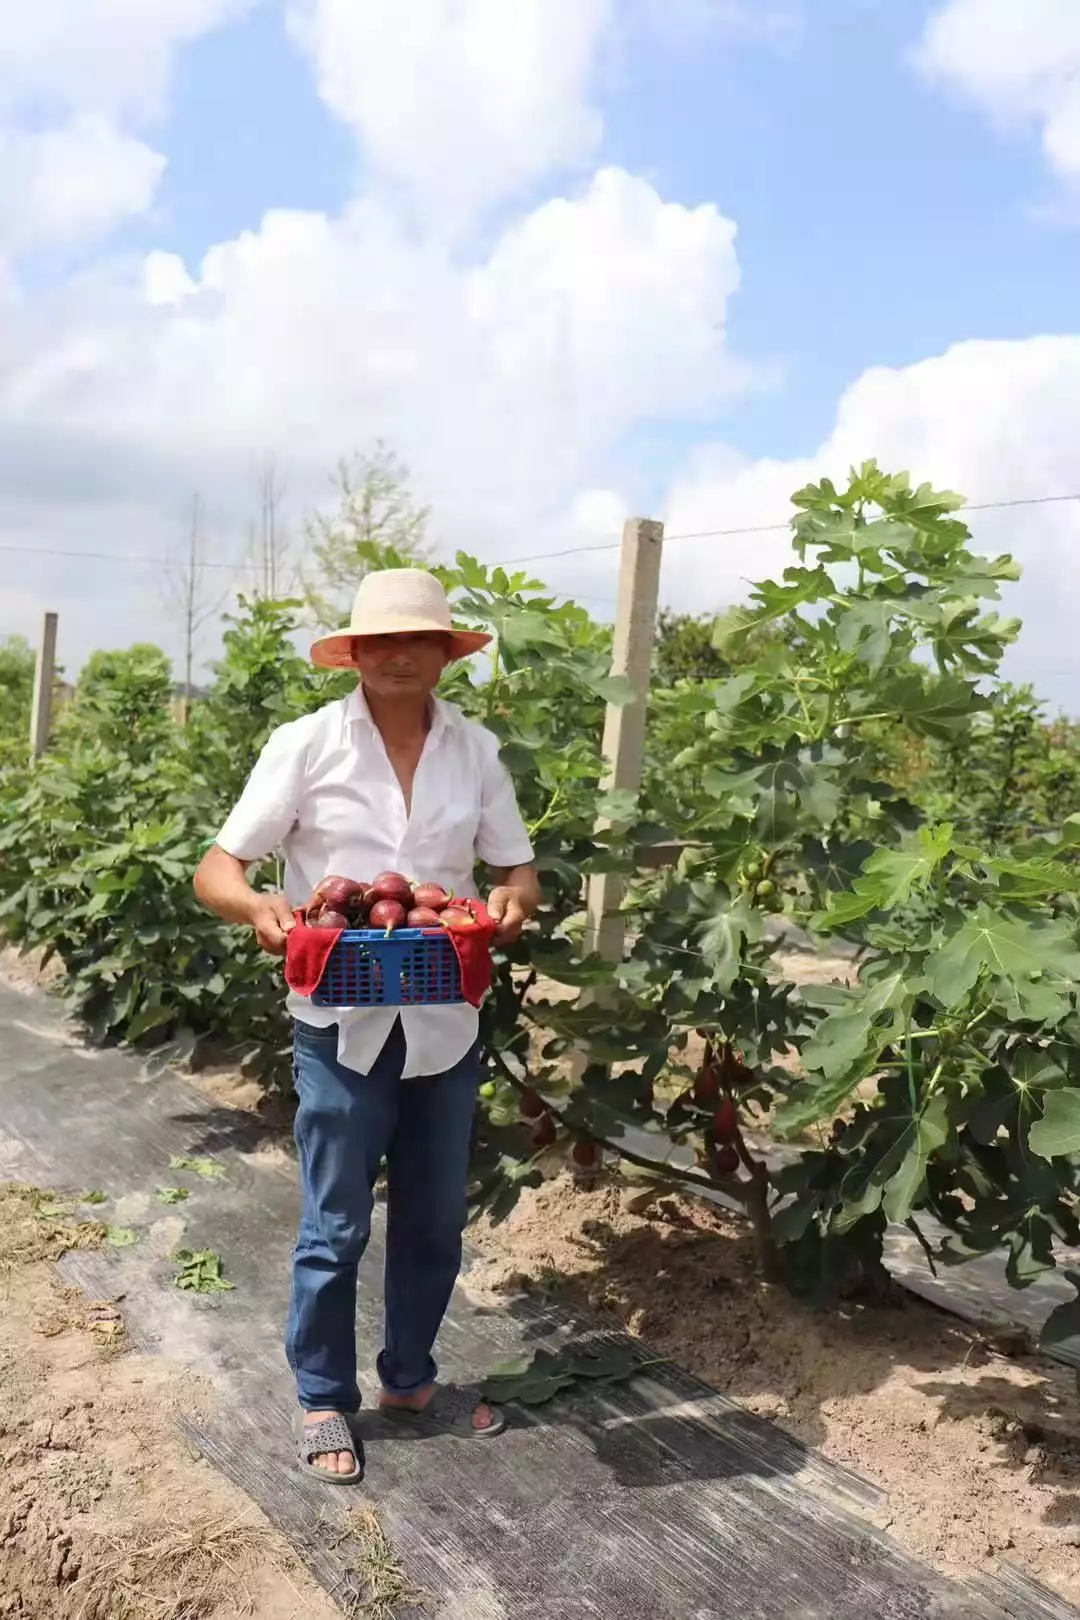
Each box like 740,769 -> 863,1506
310,626 -> 493,670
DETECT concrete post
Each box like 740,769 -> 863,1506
29,611 -> 58,760
583,518 -> 664,962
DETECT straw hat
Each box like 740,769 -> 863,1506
309,569 -> 492,669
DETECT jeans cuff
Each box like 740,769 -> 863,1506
296,1389 -> 362,1414
377,1349 -> 436,1396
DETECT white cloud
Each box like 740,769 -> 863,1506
469,169 -> 741,428
0,168 -> 745,673
287,0 -> 613,231
660,335 -> 1080,708
4,0 -> 1078,730
0,117 -> 165,254
0,0 -> 259,123
0,170 -> 742,474
143,251 -> 199,308
0,1 -> 257,262
917,0 -> 1080,175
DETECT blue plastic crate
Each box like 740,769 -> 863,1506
310,928 -> 464,1009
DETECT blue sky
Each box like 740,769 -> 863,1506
606,0 -> 1080,459
137,0 -> 1078,470
1,0 -> 1079,699
153,5 -> 355,251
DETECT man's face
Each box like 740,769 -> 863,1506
352,632 -> 451,698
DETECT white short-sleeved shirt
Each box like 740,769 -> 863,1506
214,686 -> 534,1078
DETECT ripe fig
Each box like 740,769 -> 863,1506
713,1144 -> 740,1176
370,872 -> 414,906
314,908 -> 350,929
412,882 -> 451,911
440,907 -> 475,928
713,1096 -> 739,1143
571,1138 -> 599,1168
694,1062 -> 721,1105
407,907 -> 443,928
519,1088 -> 545,1120
369,899 -> 407,934
531,1113 -> 557,1149
316,875 -> 367,909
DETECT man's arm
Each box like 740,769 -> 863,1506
194,717 -> 307,956
487,863 -> 541,946
194,845 -> 297,957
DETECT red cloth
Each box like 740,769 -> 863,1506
284,911 -> 343,997
443,899 -> 497,1007
284,901 -> 496,1007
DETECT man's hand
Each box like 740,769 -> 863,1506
249,892 -> 297,957
194,846 -> 296,957
487,886 -> 528,947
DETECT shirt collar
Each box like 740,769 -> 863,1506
345,684 -> 451,742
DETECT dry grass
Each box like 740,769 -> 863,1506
0,1185 -> 124,1357
70,1510 -> 292,1620
0,1180 -> 343,1620
319,1504 -> 430,1619
0,1183 -> 107,1271
32,1285 -> 128,1356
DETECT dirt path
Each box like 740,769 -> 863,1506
0,1185 -> 341,1620
466,1173 -> 1080,1611
6,945 -> 1080,1615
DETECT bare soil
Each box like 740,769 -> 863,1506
8,943 -> 1080,1611
0,942 -> 65,997
0,1186 -> 342,1620
466,1173 -> 1080,1610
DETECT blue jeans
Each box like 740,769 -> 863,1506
286,1018 -> 480,1413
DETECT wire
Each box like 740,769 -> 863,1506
964,492 -> 1080,514
2,488 -> 1079,573
506,538 -> 622,566
501,489 -> 1080,568
0,543 -> 239,570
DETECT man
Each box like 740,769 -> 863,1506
193,568 -> 540,1482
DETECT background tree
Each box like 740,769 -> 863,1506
303,442 -> 431,629
62,645 -> 177,761
653,610 -> 792,684
161,494 -> 231,723
10,465 -> 1080,1317
246,455 -> 298,600
921,684 -> 1080,841
0,635 -> 35,768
